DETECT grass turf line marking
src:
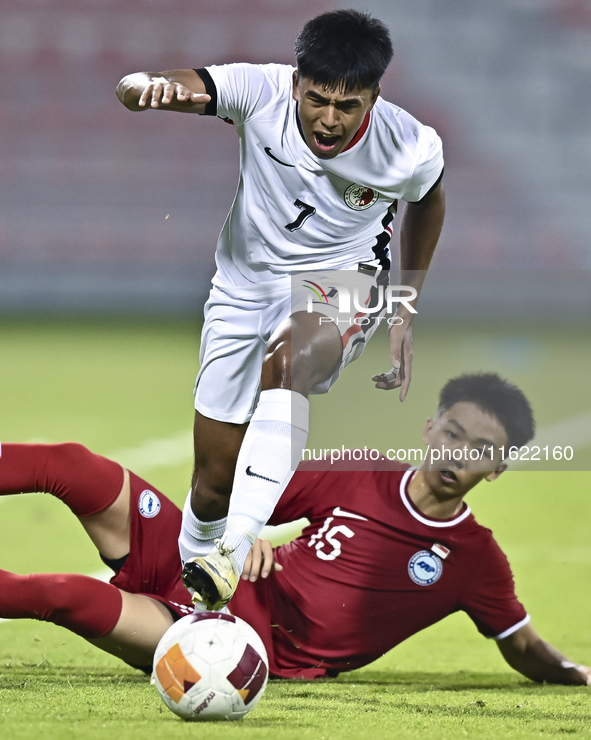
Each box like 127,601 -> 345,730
529,410 -> 591,450
105,430 -> 192,472
510,410 -> 591,469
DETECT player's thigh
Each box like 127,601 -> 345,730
79,469 -> 131,561
290,270 -> 386,395
308,306 -> 386,395
87,591 -> 174,668
261,312 -> 342,394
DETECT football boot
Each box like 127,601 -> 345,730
182,539 -> 240,611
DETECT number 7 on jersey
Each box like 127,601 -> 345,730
285,199 -> 316,232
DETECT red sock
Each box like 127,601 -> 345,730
0,569 -> 123,639
0,443 -> 124,517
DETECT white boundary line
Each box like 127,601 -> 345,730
105,430 -> 193,472
529,411 -> 591,451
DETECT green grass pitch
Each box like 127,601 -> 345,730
0,318 -> 590,739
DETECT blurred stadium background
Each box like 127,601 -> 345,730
1,0 -> 588,465
1,0 -> 590,314
0,5 -> 590,735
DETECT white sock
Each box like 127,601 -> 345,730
221,389 -> 309,572
178,490 -> 227,565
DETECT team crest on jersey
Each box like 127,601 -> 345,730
344,184 -> 379,211
408,550 -> 443,586
139,489 -> 161,518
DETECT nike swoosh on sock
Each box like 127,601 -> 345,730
245,466 -> 280,484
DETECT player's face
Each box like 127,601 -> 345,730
420,402 -> 509,497
292,73 -> 379,159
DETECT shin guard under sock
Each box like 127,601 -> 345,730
221,389 -> 309,571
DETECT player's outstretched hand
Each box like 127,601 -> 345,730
138,78 -> 210,109
372,323 -> 413,400
242,539 -> 283,583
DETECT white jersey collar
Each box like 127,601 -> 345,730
399,468 -> 472,528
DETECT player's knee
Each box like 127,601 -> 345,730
263,315 -> 341,393
27,573 -> 81,624
263,338 -> 335,394
191,478 -> 232,520
262,337 -> 291,388
51,442 -> 94,469
34,573 -> 122,637
263,332 -> 320,391
193,458 -> 235,497
190,492 -> 229,521
38,573 -> 78,610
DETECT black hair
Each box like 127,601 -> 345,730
294,9 -> 393,93
437,373 -> 535,450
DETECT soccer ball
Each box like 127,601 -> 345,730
152,612 -> 269,721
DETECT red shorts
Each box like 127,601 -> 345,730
109,472 -> 193,619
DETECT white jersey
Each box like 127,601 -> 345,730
201,63 -> 444,289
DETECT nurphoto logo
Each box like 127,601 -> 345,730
305,281 -> 417,326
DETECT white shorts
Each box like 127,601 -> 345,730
194,268 -> 387,424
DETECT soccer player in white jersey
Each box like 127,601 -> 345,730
117,10 -> 446,609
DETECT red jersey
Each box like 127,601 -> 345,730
231,458 -> 528,679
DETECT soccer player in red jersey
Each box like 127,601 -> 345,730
1,374 -> 589,684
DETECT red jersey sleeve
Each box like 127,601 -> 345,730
459,534 -> 528,639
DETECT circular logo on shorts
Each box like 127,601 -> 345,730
138,489 -> 161,518
408,550 -> 443,586
344,184 -> 379,210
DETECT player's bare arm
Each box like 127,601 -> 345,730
497,623 -> 591,685
116,69 -> 210,113
373,181 -> 446,398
